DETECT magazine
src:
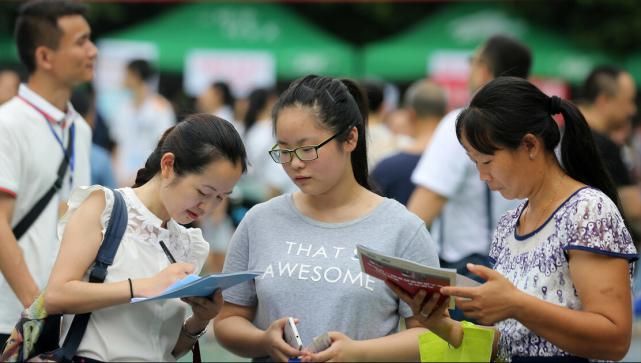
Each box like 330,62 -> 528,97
356,244 -> 479,309
131,271 -> 263,303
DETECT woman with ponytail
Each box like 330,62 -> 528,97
398,77 -> 637,361
215,75 -> 453,362
43,114 -> 247,361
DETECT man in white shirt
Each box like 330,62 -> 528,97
110,59 -> 176,187
0,0 -> 95,345
408,35 -> 532,278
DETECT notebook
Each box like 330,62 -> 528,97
131,271 -> 263,303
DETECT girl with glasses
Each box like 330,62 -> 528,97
214,75 -> 461,362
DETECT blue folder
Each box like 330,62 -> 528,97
131,271 -> 262,303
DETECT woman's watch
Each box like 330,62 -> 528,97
181,317 -> 207,340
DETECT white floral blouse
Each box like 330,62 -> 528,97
56,186 -> 209,362
490,187 -> 638,362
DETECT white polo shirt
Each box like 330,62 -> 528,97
0,84 -> 91,333
411,109 -> 520,263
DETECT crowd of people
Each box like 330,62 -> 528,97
0,0 -> 639,362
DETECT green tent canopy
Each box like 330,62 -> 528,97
100,2 -> 357,79
362,3 -> 614,83
0,33 -> 19,64
625,52 -> 641,85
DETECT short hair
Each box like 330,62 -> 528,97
14,0 -> 87,74
361,79 -> 385,113
126,59 -> 156,82
582,65 -> 624,104
480,35 -> 532,79
404,80 -> 447,118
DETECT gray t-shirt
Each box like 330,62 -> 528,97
223,194 -> 439,357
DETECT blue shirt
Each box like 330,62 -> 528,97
371,152 -> 421,205
90,144 -> 116,188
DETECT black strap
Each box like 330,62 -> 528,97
193,341 -> 202,363
485,185 -> 493,243
12,136 -> 73,240
55,189 -> 128,362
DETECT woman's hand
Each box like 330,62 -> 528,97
441,263 -> 521,325
181,289 -> 223,322
136,262 -> 194,297
301,332 -> 360,362
386,280 -> 463,347
386,281 -> 450,327
261,317 -> 303,362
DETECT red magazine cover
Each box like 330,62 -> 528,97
359,252 -> 452,308
357,245 -> 481,309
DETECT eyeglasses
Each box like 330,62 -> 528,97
268,124 -> 354,164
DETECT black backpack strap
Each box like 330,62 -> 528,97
56,189 -> 128,362
12,140 -> 72,240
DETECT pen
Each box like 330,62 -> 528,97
159,240 -> 176,264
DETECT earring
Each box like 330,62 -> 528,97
529,154 -> 534,160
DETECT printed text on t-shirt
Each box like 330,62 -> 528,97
259,241 -> 376,291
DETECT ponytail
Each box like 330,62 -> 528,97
133,126 -> 175,188
340,78 -> 372,191
456,77 -> 620,209
557,99 -> 620,206
132,114 -> 247,188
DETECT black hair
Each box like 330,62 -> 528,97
272,75 -> 372,190
243,88 -> 275,135
212,81 -> 235,107
361,79 -> 385,113
480,35 -> 532,79
15,0 -> 88,74
133,113 -> 248,188
70,84 -> 94,118
127,59 -> 155,82
456,76 -> 619,207
582,65 -> 624,104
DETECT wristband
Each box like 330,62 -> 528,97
127,278 -> 134,299
181,317 -> 207,341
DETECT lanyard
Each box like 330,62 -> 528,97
17,95 -> 75,186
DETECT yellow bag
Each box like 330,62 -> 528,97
419,321 -> 495,362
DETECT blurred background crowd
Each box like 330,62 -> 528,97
0,0 -> 640,361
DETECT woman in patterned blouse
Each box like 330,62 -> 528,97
397,77 -> 638,362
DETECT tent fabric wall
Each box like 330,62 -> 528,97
0,34 -> 18,64
626,52 -> 641,86
99,2 -> 357,79
362,3 -> 615,84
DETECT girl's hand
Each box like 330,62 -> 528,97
181,289 -> 223,322
136,262 -> 194,297
261,317 -> 303,362
386,281 -> 451,328
441,263 -> 521,325
301,332 -> 360,362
